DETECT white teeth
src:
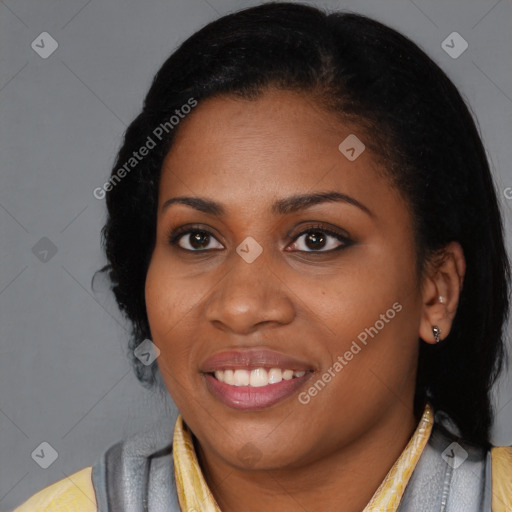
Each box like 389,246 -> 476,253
223,369 -> 234,385
249,368 -> 268,387
213,367 -> 308,386
268,368 -> 282,384
282,369 -> 294,380
234,369 -> 250,386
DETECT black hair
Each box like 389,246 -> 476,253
99,2 -> 510,448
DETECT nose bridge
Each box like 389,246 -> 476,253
204,244 -> 295,333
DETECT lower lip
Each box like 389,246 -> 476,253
203,372 -> 312,410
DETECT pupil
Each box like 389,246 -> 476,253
306,232 -> 325,250
190,232 -> 209,249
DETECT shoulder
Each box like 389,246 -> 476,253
491,445 -> 512,511
13,466 -> 97,512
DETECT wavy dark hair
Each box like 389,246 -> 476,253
99,2 -> 510,448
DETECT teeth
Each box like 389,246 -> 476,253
234,369 -> 250,386
282,369 -> 294,380
268,368 -> 282,384
224,369 -> 234,385
213,368 -> 308,386
249,368 -> 268,387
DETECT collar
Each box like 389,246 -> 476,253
173,403 -> 434,511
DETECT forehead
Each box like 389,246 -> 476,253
157,89 -> 403,220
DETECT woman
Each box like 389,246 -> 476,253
14,3 -> 512,511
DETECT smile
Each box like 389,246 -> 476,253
212,367 -> 307,387
203,369 -> 313,410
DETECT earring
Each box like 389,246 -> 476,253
432,325 -> 441,343
438,296 -> 445,304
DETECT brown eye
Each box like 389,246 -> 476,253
288,226 -> 351,252
170,229 -> 223,251
303,231 -> 327,250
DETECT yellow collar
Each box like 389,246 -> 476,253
173,403 -> 434,511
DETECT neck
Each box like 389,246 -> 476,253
194,402 -> 420,512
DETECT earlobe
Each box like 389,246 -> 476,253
418,242 -> 466,344
419,296 -> 446,344
432,324 -> 441,344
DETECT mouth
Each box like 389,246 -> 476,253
209,367 -> 310,386
200,348 -> 315,410
202,366 -> 314,410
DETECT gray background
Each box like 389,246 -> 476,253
1,0 -> 511,509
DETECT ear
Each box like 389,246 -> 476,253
419,241 -> 466,344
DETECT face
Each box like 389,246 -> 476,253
145,89 -> 424,471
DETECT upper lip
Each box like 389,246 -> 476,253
201,348 -> 314,373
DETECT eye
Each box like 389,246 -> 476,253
287,225 -> 351,252
168,224 -> 352,253
169,226 -> 224,251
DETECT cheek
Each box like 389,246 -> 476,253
307,252 -> 416,338
144,253 -> 200,362
145,248 -> 204,327
145,255 -> 203,408
306,247 -> 421,387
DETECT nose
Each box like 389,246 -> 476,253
204,249 -> 296,335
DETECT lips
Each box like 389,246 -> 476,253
200,348 -> 315,410
201,348 -> 314,373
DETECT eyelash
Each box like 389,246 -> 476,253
167,224 -> 352,253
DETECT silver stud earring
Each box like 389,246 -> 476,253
432,325 -> 441,343
438,296 -> 445,304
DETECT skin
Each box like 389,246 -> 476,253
145,88 -> 466,512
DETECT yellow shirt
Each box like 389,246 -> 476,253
13,466 -> 97,511
172,403 -> 435,511
13,404 -> 512,511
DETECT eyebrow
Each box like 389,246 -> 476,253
161,191 -> 373,217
